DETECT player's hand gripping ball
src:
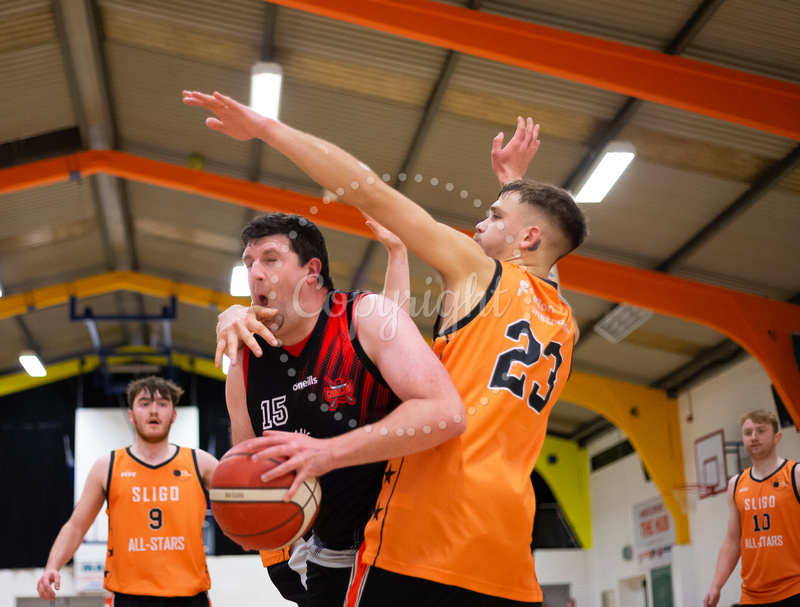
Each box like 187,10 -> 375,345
209,442 -> 321,550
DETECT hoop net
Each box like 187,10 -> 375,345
672,483 -> 715,515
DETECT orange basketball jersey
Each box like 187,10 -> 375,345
104,446 -> 211,597
362,260 -> 576,601
734,460 -> 800,604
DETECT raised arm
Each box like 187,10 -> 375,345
364,215 -> 410,315
37,455 -> 109,600
241,293 -> 465,499
491,116 -> 540,184
183,90 -> 494,291
703,476 -> 742,607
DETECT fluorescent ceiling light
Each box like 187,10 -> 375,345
230,265 -> 250,297
593,304 -> 653,344
222,355 -> 231,376
575,142 -> 635,203
19,352 -> 47,377
250,61 -> 283,120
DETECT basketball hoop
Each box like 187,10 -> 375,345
672,483 -> 715,515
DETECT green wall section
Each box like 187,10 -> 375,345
535,435 -> 592,549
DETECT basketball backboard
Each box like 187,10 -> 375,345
694,429 -> 728,497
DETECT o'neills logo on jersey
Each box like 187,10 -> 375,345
323,378 -> 356,411
292,375 -> 318,391
121,470 -> 136,478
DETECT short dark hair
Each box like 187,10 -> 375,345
499,180 -> 588,257
739,409 -> 779,433
126,376 -> 184,410
242,213 -> 334,291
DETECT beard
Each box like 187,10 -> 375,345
134,418 -> 172,443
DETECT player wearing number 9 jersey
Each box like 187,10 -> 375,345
105,446 -> 210,598
37,377 -> 218,607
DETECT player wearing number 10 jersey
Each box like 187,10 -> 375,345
705,410 -> 800,607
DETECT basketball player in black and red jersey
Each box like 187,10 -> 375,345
184,89 -> 586,607
221,213 -> 464,606
37,377 -> 219,607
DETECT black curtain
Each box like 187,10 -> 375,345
0,381 -> 77,568
0,370 -> 246,567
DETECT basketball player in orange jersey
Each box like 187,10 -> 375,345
184,89 -> 586,606
704,410 -> 800,607
37,377 -> 219,607
219,211 -> 464,607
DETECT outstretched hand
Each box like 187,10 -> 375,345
182,90 -> 266,141
243,432 -> 334,501
363,212 -> 406,254
491,116 -> 540,184
215,304 -> 282,367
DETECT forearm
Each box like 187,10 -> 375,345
254,114 -> 493,286
708,538 -> 740,594
45,523 -> 86,572
382,248 -> 410,315
262,122 -> 381,210
259,120 -> 439,250
226,359 -> 256,445
325,396 -> 465,471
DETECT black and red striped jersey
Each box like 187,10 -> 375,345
243,290 -> 401,550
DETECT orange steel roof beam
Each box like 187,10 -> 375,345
0,151 -> 376,241
265,0 -> 800,141
558,255 -> 800,423
1,151 -> 798,421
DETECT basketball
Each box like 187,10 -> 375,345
209,443 -> 321,551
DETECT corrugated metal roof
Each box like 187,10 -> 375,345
485,0 -> 699,49
1,0 -> 798,435
686,0 -> 800,81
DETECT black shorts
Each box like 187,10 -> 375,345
743,593 -> 800,607
267,560 -> 307,606
306,560 -> 353,607
110,592 -> 210,607
348,566 -> 541,607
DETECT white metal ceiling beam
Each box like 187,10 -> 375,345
53,0 -> 134,272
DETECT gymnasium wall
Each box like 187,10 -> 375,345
548,355 -> 800,607
587,425 -> 663,605
3,356 -> 798,607
677,356 -> 800,607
